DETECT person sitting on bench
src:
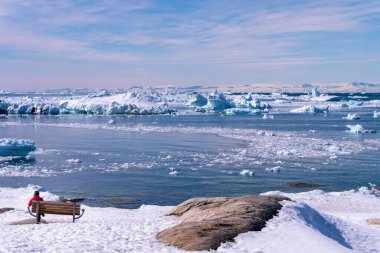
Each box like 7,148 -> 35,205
28,191 -> 44,222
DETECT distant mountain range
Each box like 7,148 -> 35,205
5,82 -> 379,95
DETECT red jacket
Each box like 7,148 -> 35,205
28,195 -> 44,207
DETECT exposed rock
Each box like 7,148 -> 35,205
0,207 -> 14,214
157,195 -> 289,251
288,181 -> 321,188
367,218 -> 380,225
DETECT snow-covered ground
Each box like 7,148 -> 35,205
0,185 -> 379,253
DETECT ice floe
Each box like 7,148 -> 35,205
346,124 -> 376,134
239,169 -> 254,176
60,92 -> 175,115
290,105 -> 328,114
343,113 -> 360,120
0,139 -> 36,157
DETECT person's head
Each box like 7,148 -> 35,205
34,191 -> 40,196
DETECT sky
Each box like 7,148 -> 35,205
0,0 -> 379,91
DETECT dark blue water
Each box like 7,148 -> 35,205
0,106 -> 380,208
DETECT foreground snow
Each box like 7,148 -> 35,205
0,185 -> 379,253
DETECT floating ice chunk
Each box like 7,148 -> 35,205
348,100 -> 363,107
225,108 -> 261,115
203,90 -> 233,111
374,111 -> 380,118
346,124 -> 376,134
66,159 -> 82,164
326,145 -> 342,153
169,170 -> 181,176
290,105 -> 328,114
60,92 -> 175,115
265,166 -> 281,173
0,102 -> 8,114
239,169 -> 255,176
343,113 -> 360,120
188,93 -> 207,107
263,114 -> 274,119
0,138 -> 36,156
277,150 -> 294,157
108,119 -> 116,125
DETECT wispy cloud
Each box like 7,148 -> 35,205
0,0 -> 379,89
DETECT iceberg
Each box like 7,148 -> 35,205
346,124 -> 376,134
0,138 -> 36,156
225,108 -> 261,115
290,105 -> 328,114
59,92 -> 175,115
265,166 -> 281,173
239,169 -> 255,176
374,111 -> 380,118
203,91 -> 233,111
0,101 -> 8,114
187,93 -> 208,107
348,100 -> 363,107
343,113 -> 360,120
263,114 -> 274,119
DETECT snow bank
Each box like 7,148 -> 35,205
1,186 -> 380,253
0,139 -> 36,157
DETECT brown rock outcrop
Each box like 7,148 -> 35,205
157,195 -> 289,251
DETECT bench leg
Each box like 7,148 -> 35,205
36,201 -> 40,224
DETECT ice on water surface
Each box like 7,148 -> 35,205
0,139 -> 36,157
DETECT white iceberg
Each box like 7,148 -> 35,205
225,108 -> 261,115
263,114 -> 274,119
187,93 -> 208,107
290,105 -> 328,114
60,92 -> 175,115
343,113 -> 360,120
348,100 -> 363,107
265,166 -> 281,173
374,111 -> 380,118
66,159 -> 82,164
239,169 -> 254,176
0,138 -> 36,156
203,91 -> 233,111
346,124 -> 376,134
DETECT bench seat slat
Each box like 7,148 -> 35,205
32,208 -> 80,215
31,201 -> 81,215
32,201 -> 80,208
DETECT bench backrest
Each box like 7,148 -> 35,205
32,201 -> 80,215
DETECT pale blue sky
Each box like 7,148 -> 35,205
0,0 -> 379,91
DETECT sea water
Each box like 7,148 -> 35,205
0,95 -> 379,208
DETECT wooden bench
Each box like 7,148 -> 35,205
28,201 -> 85,223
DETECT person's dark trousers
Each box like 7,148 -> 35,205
37,213 -> 41,223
